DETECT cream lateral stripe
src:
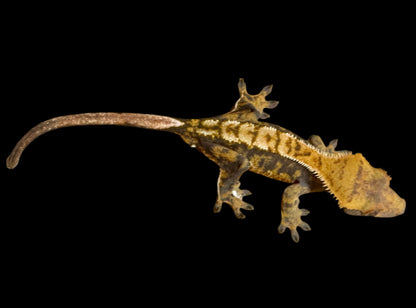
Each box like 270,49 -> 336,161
225,120 -> 240,125
196,128 -> 218,137
201,119 -> 219,127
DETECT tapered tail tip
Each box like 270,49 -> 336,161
6,154 -> 18,169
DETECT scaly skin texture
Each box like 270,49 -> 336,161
6,79 -> 406,242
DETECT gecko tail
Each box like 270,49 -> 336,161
6,112 -> 184,169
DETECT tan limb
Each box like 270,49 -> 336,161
278,183 -> 312,243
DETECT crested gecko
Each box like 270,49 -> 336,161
6,79 -> 406,242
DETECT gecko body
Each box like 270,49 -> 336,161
7,79 -> 406,242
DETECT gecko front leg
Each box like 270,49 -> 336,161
197,140 -> 253,219
308,135 -> 352,155
278,182 -> 313,243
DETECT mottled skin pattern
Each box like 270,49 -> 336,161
7,79 -> 406,242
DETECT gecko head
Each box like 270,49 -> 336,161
343,166 -> 406,218
343,190 -> 406,217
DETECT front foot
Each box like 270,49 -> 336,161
278,208 -> 311,243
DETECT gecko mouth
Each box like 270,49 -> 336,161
343,208 -> 391,217
343,197 -> 406,218
343,209 -> 365,216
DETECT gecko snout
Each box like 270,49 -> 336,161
343,187 -> 406,218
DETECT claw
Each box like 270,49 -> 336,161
328,139 -> 338,150
232,200 -> 254,219
299,221 -> 311,231
267,100 -> 279,109
241,202 -> 254,211
234,209 -> 246,219
260,84 -> 273,96
238,78 -> 247,95
241,189 -> 252,197
213,201 -> 222,213
277,224 -> 286,234
232,189 -> 252,199
259,112 -> 271,120
278,224 -> 309,243
290,229 -> 300,243
301,208 -> 310,216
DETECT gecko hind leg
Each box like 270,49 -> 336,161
214,166 -> 254,219
198,140 -> 253,219
278,183 -> 313,243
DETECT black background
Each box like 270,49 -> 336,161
2,3 -> 413,305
